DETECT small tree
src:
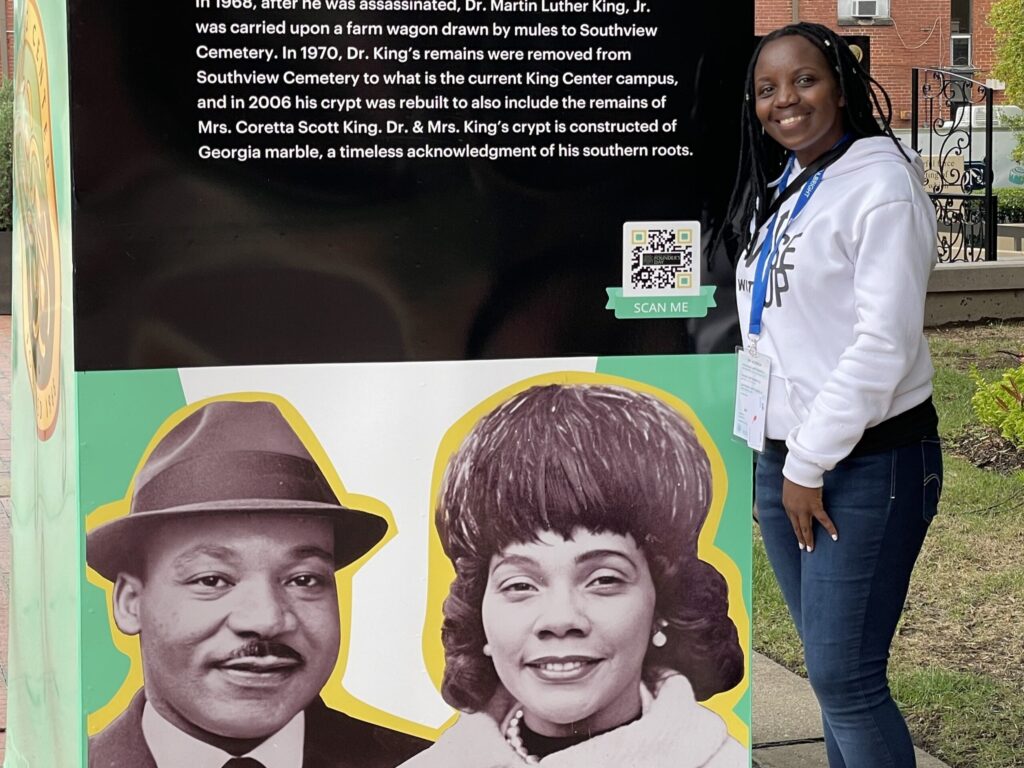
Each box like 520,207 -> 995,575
0,79 -> 12,231
991,0 -> 1024,161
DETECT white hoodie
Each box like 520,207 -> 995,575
735,136 -> 937,487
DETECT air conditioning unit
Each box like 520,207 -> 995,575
852,0 -> 879,17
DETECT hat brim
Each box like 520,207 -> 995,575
86,500 -> 389,582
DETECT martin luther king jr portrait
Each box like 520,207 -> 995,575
86,399 -> 428,768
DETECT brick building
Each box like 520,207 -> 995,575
755,0 -> 1002,126
3,0 -> 11,81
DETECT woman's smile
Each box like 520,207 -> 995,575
776,113 -> 811,129
524,655 -> 603,682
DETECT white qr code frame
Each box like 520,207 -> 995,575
622,220 -> 701,298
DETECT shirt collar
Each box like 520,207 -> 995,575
141,699 -> 305,768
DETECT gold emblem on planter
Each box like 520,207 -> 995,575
15,0 -> 62,440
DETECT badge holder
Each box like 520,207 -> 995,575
733,335 -> 770,452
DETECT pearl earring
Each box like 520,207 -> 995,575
651,619 -> 669,648
483,643 -> 492,657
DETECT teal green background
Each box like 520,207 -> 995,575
78,369 -> 186,716
597,354 -> 753,733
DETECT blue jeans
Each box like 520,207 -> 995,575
756,437 -> 942,768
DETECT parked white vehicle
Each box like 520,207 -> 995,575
939,104 -> 1023,130
897,106 -> 1024,190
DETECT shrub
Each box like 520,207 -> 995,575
995,187 -> 1024,223
0,78 -> 12,231
971,363 -> 1024,449
1005,115 -> 1024,165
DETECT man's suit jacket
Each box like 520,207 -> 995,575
89,690 -> 430,768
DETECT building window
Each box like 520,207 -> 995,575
951,34 -> 972,68
951,0 -> 972,69
838,0 -> 891,21
951,0 -> 971,32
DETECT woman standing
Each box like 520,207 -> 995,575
723,22 -> 942,768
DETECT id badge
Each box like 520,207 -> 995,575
733,348 -> 771,452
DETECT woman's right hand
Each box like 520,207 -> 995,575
782,477 -> 838,552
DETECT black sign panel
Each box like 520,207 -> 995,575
69,1 -> 753,369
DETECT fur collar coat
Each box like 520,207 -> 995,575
400,675 -> 746,768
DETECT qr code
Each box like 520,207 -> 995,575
622,221 -> 701,297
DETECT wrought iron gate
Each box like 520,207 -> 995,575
910,68 -> 996,263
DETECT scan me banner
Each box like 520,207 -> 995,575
11,0 -> 755,765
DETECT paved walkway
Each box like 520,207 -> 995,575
752,653 -> 950,767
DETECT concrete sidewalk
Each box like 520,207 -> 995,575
752,652 -> 950,767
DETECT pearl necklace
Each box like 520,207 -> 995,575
505,709 -> 540,764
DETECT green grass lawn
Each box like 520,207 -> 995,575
753,321 -> 1024,768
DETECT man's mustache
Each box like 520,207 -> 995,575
222,640 -> 304,663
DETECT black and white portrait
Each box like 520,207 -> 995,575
86,399 -> 429,768
404,383 -> 747,768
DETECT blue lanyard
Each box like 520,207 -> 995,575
748,155 -> 830,338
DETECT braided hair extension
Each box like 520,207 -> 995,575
712,22 -> 909,268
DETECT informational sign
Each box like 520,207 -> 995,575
10,0 -> 755,765
68,0 -> 751,367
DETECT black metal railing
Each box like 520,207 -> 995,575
911,68 -> 996,262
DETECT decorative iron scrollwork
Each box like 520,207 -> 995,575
911,68 -> 995,263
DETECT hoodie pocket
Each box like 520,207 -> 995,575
783,377 -> 810,423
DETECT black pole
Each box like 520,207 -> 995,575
911,69 -> 919,152
985,86 -> 996,261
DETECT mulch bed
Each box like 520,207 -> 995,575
948,425 -> 1024,474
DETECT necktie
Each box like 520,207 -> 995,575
221,759 -> 267,768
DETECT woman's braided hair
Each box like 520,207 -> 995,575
714,22 -> 908,268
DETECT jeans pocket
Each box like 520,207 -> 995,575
921,437 -> 943,523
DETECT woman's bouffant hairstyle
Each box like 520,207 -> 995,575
714,22 -> 909,268
436,384 -> 744,712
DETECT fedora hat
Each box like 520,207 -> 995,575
86,400 -> 389,581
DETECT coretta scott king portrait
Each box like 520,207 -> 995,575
86,399 -> 429,768
402,383 -> 747,768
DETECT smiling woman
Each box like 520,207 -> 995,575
402,384 -> 746,768
719,22 -> 942,768
482,529 -> 659,741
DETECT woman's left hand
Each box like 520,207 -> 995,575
782,478 -> 838,552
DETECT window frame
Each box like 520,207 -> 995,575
951,33 -> 973,68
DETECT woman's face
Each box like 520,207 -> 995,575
481,528 -> 657,737
753,35 -> 845,166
